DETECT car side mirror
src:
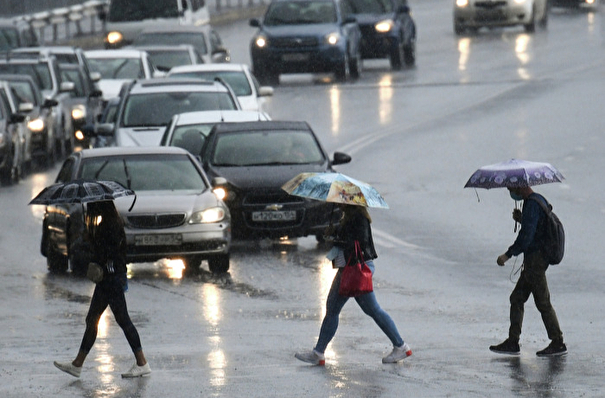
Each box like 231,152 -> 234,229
90,89 -> 103,98
211,48 -> 231,63
18,102 -> 34,113
343,16 -> 357,25
10,113 -> 26,123
90,72 -> 102,82
250,18 -> 261,28
212,176 -> 228,187
398,5 -> 410,14
258,86 -> 274,97
332,151 -> 352,166
43,98 -> 59,108
60,81 -> 75,93
96,123 -> 114,136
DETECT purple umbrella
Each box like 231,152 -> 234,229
464,159 -> 564,189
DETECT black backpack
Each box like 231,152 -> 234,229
529,196 -> 565,265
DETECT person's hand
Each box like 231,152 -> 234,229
497,254 -> 510,266
512,209 -> 522,223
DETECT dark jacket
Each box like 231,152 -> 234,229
505,193 -> 548,258
92,219 -> 128,276
334,210 -> 378,262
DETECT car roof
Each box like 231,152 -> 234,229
132,45 -> 196,52
138,25 -> 211,34
12,46 -> 80,54
84,49 -> 148,59
78,146 -> 191,159
174,110 -> 268,125
128,78 -> 229,94
169,63 -> 247,74
211,121 -> 311,134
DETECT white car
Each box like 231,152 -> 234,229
159,110 -> 272,156
453,0 -> 549,35
167,64 -> 273,113
131,45 -> 203,73
84,49 -> 155,101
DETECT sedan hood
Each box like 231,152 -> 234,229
116,126 -> 166,146
209,163 -> 329,190
262,24 -> 342,38
97,79 -> 132,100
114,189 -> 222,215
353,13 -> 392,26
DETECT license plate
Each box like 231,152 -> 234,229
135,234 -> 182,246
282,53 -> 309,62
252,211 -> 296,222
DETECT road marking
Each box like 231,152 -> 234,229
372,228 -> 419,250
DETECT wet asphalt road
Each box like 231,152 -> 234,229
2,0 -> 605,396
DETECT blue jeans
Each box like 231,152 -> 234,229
314,261 -> 404,353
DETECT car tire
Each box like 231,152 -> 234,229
208,253 -> 230,274
0,142 -> 15,186
404,40 -> 416,67
183,255 -> 203,272
454,22 -> 465,35
334,51 -> 350,82
524,5 -> 536,32
69,246 -> 90,276
349,48 -> 362,79
46,238 -> 68,273
389,39 -> 404,70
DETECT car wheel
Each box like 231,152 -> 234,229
46,238 -> 68,273
208,253 -> 230,274
538,4 -> 548,29
403,40 -> 416,67
0,142 -> 15,186
389,39 -> 404,70
69,246 -> 91,276
454,22 -> 465,35
524,5 -> 536,32
334,51 -> 350,82
349,48 -> 362,79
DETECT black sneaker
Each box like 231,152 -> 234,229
489,339 -> 520,355
536,341 -> 567,357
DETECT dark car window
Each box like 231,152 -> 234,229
108,0 -> 179,22
8,81 -> 39,106
146,50 -> 194,70
56,158 -> 76,183
79,154 -> 208,191
0,28 -> 19,51
264,1 -> 337,25
0,64 -> 53,91
122,92 -> 238,127
88,57 -> 145,79
60,69 -> 86,98
349,0 -> 393,13
170,71 -> 252,96
134,33 -> 208,55
210,130 -> 324,166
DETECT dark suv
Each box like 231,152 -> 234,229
250,0 -> 362,85
349,0 -> 416,69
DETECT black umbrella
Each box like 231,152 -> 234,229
28,179 -> 135,206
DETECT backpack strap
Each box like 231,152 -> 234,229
528,193 -> 552,214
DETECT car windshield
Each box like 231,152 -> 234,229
264,1 -> 337,25
108,0 -> 180,22
8,81 -> 39,106
169,71 -> 252,96
79,154 -> 208,191
170,124 -> 214,155
88,57 -> 145,79
122,92 -> 238,127
60,69 -> 86,97
211,130 -> 325,166
0,28 -> 20,51
134,33 -> 208,54
348,0 -> 393,14
0,63 -> 53,91
146,50 -> 193,71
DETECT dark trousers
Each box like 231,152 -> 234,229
79,275 -> 142,354
509,251 -> 563,343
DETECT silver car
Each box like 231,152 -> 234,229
453,0 -> 549,35
41,146 -> 231,274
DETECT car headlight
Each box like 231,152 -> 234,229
513,0 -> 527,3
375,20 -> 394,33
75,130 -> 85,141
325,32 -> 342,45
455,0 -> 469,7
72,105 -> 86,120
28,118 -> 45,132
190,207 -> 226,224
106,31 -> 123,45
254,35 -> 268,48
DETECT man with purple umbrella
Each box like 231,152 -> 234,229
465,159 -> 567,357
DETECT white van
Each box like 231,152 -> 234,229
101,0 -> 210,49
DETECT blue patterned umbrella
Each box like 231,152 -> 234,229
29,179 -> 135,205
282,172 -> 389,209
464,159 -> 564,189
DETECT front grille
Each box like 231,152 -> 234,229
243,191 -> 304,206
126,213 -> 186,229
475,1 -> 506,9
272,36 -> 319,48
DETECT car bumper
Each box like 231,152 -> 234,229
252,45 -> 347,74
454,2 -> 534,28
125,224 -> 231,262
359,31 -> 398,59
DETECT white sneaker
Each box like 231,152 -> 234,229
382,343 -> 412,364
121,362 -> 151,378
54,361 -> 82,377
295,349 -> 325,366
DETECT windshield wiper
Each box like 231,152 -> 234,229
94,159 -> 109,179
122,159 -> 132,189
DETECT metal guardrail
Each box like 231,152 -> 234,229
10,0 -> 267,45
